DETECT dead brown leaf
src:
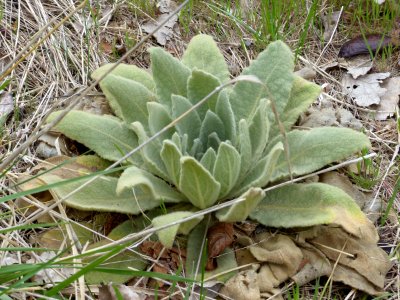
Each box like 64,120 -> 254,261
207,222 -> 234,258
299,226 -> 391,295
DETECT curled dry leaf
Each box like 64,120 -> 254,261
338,56 -> 373,79
342,72 -> 390,107
207,222 -> 234,258
338,34 -> 395,58
36,132 -> 71,159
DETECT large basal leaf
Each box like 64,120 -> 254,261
250,183 -> 378,240
229,41 -> 294,122
179,156 -> 221,209
85,218 -> 150,284
160,140 -> 182,186
187,69 -> 221,118
269,75 -> 321,139
213,142 -> 241,198
98,74 -> 156,126
215,91 -> 236,144
152,211 -> 203,248
91,63 -> 156,92
216,187 -> 265,222
116,166 -> 185,203
270,127 -> 371,182
171,95 -> 201,149
47,110 -> 140,164
149,47 -> 191,107
182,34 -> 230,83
41,173 -> 164,214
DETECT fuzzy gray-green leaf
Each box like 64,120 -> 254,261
171,95 -> 201,149
229,41 -> 294,122
269,75 -> 321,139
179,156 -> 221,209
149,47 -> 191,107
160,140 -> 182,185
199,110 -> 225,147
91,63 -> 155,92
250,183 -> 376,239
249,98 -> 270,162
232,142 -> 283,197
44,174 -> 161,214
47,110 -> 139,164
131,122 -> 168,180
147,101 -> 174,138
152,211 -> 203,248
213,142 -> 241,198
216,187 -> 265,222
182,34 -> 230,83
270,127 -> 371,182
200,147 -> 217,173
237,119 -> 252,182
117,166 -> 185,203
187,69 -> 221,119
99,75 -> 156,126
216,90 -> 236,144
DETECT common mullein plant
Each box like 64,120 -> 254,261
47,35 -> 373,249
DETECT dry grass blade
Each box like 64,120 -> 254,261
0,0 -> 190,172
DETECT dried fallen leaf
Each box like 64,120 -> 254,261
291,244 -> 332,286
250,232 -> 303,282
207,222 -> 234,258
220,269 -> 261,300
342,72 -> 390,106
375,76 -> 400,120
338,56 -> 373,79
142,1 -> 178,46
300,226 -> 391,295
36,132 -> 71,159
